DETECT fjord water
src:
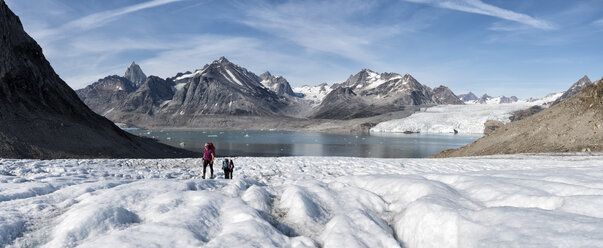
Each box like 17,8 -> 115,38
128,130 -> 480,158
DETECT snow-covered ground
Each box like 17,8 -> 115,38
2,154 -> 603,247
293,84 -> 332,105
371,103 -> 541,134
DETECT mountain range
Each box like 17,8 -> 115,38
77,59 -> 468,129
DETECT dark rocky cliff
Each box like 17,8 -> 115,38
0,1 -> 194,158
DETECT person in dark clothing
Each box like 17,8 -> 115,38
202,143 -> 214,179
222,158 -> 234,179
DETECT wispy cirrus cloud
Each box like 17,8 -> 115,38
403,0 -> 555,30
236,0 -> 401,64
594,18 -> 603,26
34,0 -> 184,40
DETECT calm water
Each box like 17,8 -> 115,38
128,129 -> 480,158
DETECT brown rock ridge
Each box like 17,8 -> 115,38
433,78 -> 603,158
0,1 -> 195,159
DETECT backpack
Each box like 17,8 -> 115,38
222,160 -> 229,170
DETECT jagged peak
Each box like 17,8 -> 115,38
259,71 -> 273,80
215,56 -> 230,64
576,75 -> 592,85
401,73 -> 417,81
124,61 -> 145,77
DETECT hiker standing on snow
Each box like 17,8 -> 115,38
202,143 -> 214,179
222,158 -> 234,179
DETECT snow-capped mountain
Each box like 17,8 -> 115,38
0,1 -> 191,158
460,93 -> 519,104
259,71 -> 297,97
164,57 -> 286,116
80,57 -> 290,125
339,69 -> 438,104
478,94 -> 519,104
309,70 -> 464,119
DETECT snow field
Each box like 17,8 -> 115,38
2,154 -> 603,247
371,103 -> 541,134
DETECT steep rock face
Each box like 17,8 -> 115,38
77,75 -> 136,115
116,76 -> 175,115
0,1 -> 193,158
458,92 -> 479,102
433,78 -> 603,158
124,62 -> 147,88
433,86 -> 464,105
259,71 -> 296,97
552,75 -> 592,105
311,87 -> 379,119
478,94 -> 492,104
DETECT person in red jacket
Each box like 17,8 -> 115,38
202,143 -> 214,179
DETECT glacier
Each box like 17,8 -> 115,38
2,154 -> 603,247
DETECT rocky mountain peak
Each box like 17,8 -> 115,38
259,71 -> 272,79
216,56 -> 231,64
433,86 -> 464,105
259,71 -> 296,97
552,75 -> 593,105
123,61 -> 147,87
458,92 -> 479,102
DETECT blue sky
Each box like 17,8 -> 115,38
5,0 -> 603,98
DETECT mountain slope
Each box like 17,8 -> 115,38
77,75 -> 137,115
0,1 -> 194,159
433,78 -> 603,158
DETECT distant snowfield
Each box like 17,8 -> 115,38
372,103 -> 540,134
2,154 -> 603,247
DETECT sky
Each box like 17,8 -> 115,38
5,0 -> 603,98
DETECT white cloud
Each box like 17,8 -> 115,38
403,0 -> 554,30
33,0 -> 184,40
594,18 -> 603,26
237,0 -> 400,63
